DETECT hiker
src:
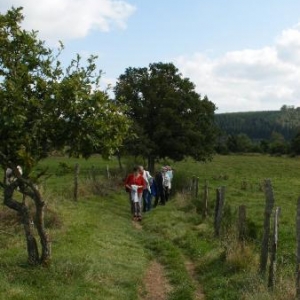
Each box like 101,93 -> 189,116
124,166 -> 145,221
138,165 -> 152,212
166,166 -> 173,190
147,176 -> 157,210
162,167 -> 171,202
153,169 -> 165,207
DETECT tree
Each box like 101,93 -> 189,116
0,7 -> 129,266
291,130 -> 300,155
114,62 -> 218,172
227,133 -> 253,153
269,132 -> 288,155
279,105 -> 300,140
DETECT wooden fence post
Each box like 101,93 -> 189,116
296,197 -> 300,299
202,180 -> 209,219
214,186 -> 226,237
268,207 -> 280,289
238,205 -> 247,250
73,163 -> 80,202
259,179 -> 275,275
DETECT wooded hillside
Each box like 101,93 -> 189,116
215,106 -> 300,141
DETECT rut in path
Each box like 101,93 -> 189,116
133,220 -> 205,299
185,260 -> 205,300
139,260 -> 172,300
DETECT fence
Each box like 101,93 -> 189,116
189,176 -> 300,296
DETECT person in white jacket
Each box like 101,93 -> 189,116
162,167 -> 171,202
138,165 -> 152,212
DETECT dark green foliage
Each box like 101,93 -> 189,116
0,7 -> 130,172
215,110 -> 298,141
291,130 -> 300,154
171,169 -> 191,194
245,220 -> 259,241
214,108 -> 300,154
55,162 -> 73,176
0,7 -> 130,267
268,131 -> 289,155
114,62 -> 218,170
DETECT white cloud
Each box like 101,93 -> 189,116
0,0 -> 136,42
276,24 -> 300,64
175,26 -> 300,113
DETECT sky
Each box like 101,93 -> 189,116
1,0 -> 300,113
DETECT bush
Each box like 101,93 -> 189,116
56,162 -> 73,176
171,170 -> 191,194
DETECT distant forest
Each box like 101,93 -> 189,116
214,105 -> 300,154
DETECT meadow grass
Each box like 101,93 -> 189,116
1,154 -> 300,299
0,155 -> 149,300
0,191 -> 151,300
169,154 -> 300,299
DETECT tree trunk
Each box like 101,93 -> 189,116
4,181 -> 39,265
3,174 -> 51,266
117,151 -> 123,171
34,190 -> 51,266
148,155 -> 155,174
25,182 -> 51,266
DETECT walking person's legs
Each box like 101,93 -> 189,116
164,187 -> 169,202
137,192 -> 143,221
129,193 -> 135,216
133,202 -> 139,220
160,189 -> 166,205
146,192 -> 152,211
142,189 -> 148,212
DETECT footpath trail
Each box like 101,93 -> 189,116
185,260 -> 205,300
140,260 -> 172,300
133,220 -> 205,300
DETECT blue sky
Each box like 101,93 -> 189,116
1,0 -> 300,113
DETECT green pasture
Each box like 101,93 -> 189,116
174,155 -> 300,257
0,154 -> 299,299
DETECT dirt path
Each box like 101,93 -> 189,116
139,260 -> 172,300
185,260 -> 205,300
133,220 -> 205,300
132,219 -> 143,230
133,221 -> 171,300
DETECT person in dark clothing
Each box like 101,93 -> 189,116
153,170 -> 165,207
146,176 -> 157,211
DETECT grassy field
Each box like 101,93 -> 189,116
0,154 -> 300,299
171,154 -> 300,299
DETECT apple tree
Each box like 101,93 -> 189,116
0,7 -> 129,265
